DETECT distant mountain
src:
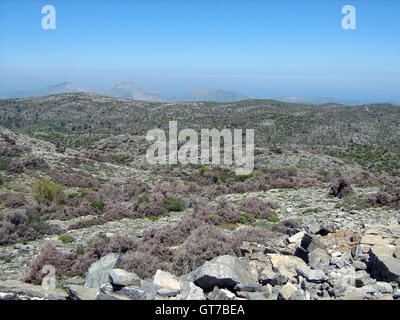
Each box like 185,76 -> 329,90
274,95 -> 366,106
180,88 -> 252,102
0,82 -> 98,99
105,81 -> 176,102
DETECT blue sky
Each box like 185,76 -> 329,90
0,0 -> 399,101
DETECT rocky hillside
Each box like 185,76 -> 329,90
0,93 -> 399,175
0,121 -> 399,300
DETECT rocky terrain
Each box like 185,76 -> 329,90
0,95 -> 399,300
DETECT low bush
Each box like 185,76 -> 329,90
328,178 -> 354,198
31,178 -> 64,206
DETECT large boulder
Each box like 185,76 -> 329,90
65,284 -> 98,300
294,233 -> 327,263
176,281 -> 206,300
191,255 -> 259,291
109,269 -> 140,287
268,254 -> 307,278
153,270 -> 181,291
368,246 -> 400,284
85,253 -> 121,289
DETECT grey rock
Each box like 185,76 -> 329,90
259,268 -> 288,286
85,253 -> 121,289
375,282 -> 393,294
65,285 -> 98,300
157,287 -> 179,297
392,288 -> 400,299
307,270 -> 328,283
153,270 -> 180,291
234,282 -> 263,292
0,280 -> 67,300
209,287 -> 236,300
289,289 -> 307,300
120,285 -> 152,300
352,261 -> 367,270
176,281 -> 205,300
192,255 -> 259,291
309,248 -> 330,268
294,233 -> 327,263
295,265 -> 311,278
109,268 -> 140,287
277,283 -> 298,300
66,277 -> 85,285
368,246 -> 400,284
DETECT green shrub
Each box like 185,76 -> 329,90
59,234 -> 75,243
31,178 -> 64,205
75,245 -> 85,255
134,196 -> 150,210
88,200 -> 105,212
238,213 -> 254,224
163,197 -> 185,212
267,216 -> 280,223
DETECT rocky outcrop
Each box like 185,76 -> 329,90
85,253 -> 121,289
191,255 -> 259,291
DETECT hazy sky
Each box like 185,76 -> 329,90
0,0 -> 399,101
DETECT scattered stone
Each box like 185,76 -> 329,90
85,253 -> 121,289
157,287 -> 179,297
307,270 -> 328,283
109,268 -> 140,287
277,283 -> 297,300
268,254 -> 307,278
368,246 -> 400,284
176,281 -> 205,300
209,287 -> 236,300
65,285 -> 98,300
192,255 -> 259,291
153,270 -> 181,291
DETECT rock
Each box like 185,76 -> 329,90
153,270 -> 181,291
294,233 -> 326,263
361,235 -> 393,246
392,288 -> 400,299
340,286 -> 369,300
243,292 -> 268,300
209,287 -> 236,300
375,282 -> 393,294
234,282 -> 263,292
277,283 -> 297,300
259,268 -> 287,286
289,289 -> 307,300
65,285 -> 98,300
119,285 -> 153,300
157,287 -> 179,297
268,254 -> 307,278
96,283 -> 130,300
309,248 -> 330,268
109,269 -> 140,287
85,253 -> 121,289
0,280 -> 67,300
192,255 -> 259,291
287,231 -> 306,244
368,246 -> 400,284
176,281 -> 205,300
307,270 -> 328,283
352,261 -> 367,270
66,277 -> 86,285
295,265 -> 311,278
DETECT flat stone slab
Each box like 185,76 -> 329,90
369,246 -> 400,284
0,280 -> 67,300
